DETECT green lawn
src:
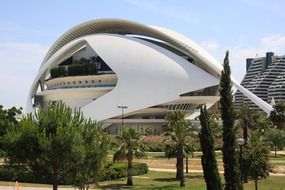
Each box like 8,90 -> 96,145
0,181 -> 73,188
100,171 -> 285,190
99,171 -> 206,190
1,171 -> 284,190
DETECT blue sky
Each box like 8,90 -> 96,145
0,0 -> 285,109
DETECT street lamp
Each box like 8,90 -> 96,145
236,137 -> 245,185
117,105 -> 128,134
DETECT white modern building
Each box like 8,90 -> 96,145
235,52 -> 285,109
27,19 -> 273,133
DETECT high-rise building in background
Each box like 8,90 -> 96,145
235,52 -> 285,109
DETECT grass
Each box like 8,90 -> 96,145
270,162 -> 285,166
145,152 -> 166,159
1,170 -> 284,189
269,153 -> 285,160
99,171 -> 206,190
2,150 -> 285,189
99,170 -> 285,190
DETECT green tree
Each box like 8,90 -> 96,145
164,140 -> 197,174
0,105 -> 22,154
244,132 -> 271,190
219,51 -> 242,190
199,105 -> 222,190
255,113 -> 273,133
4,102 -> 108,190
72,120 -> 109,190
270,101 -> 285,129
35,102 -> 83,190
113,127 -> 145,186
264,128 -> 285,157
165,111 -> 192,187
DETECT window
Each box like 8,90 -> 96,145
98,80 -> 101,83
85,81 -> 88,84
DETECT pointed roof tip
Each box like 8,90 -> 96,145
271,97 -> 276,107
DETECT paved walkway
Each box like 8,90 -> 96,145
149,167 -> 285,176
0,186 -> 77,190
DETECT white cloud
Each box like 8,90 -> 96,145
261,34 -> 285,51
0,40 -> 48,110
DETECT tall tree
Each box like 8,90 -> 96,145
219,51 -> 242,190
165,111 -> 192,187
244,132 -> 271,190
199,105 -> 222,190
113,127 -> 145,186
36,102 -> 84,190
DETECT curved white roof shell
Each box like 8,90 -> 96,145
28,19 -> 273,120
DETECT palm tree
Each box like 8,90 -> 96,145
165,111 -> 192,187
236,103 -> 256,143
113,127 -> 145,186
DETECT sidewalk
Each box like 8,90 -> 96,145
0,186 -> 77,190
149,167 -> 285,177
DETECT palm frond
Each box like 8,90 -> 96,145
113,144 -> 126,162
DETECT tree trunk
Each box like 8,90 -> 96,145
243,124 -> 249,183
176,156 -> 180,179
255,179 -> 258,190
127,152 -> 133,186
52,169 -> 58,190
52,183 -> 57,190
177,144 -> 185,187
186,155 -> 189,174
275,146 -> 277,157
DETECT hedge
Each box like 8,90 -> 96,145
0,162 -> 148,184
50,63 -> 97,78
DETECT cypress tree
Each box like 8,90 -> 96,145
219,51 -> 242,190
199,105 -> 222,190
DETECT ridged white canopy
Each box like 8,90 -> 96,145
28,19 -> 273,119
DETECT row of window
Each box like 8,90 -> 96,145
47,79 -> 117,89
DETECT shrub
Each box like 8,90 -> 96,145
50,63 -> 97,79
101,162 -> 148,181
0,165 -> 41,183
0,162 -> 148,184
50,67 -> 60,78
67,64 -> 82,76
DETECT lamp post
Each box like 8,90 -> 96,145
117,105 -> 128,134
236,137 -> 245,186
